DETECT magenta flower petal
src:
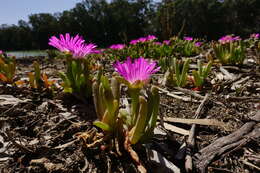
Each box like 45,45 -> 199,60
130,35 -> 157,45
250,33 -> 259,39
72,43 -> 97,58
146,35 -> 157,41
130,39 -> 139,45
154,42 -> 162,46
232,36 -> 241,41
109,44 -> 126,50
91,49 -> 103,54
163,40 -> 170,45
184,37 -> 193,41
138,37 -> 147,43
49,33 -> 85,52
49,36 -> 67,52
195,42 -> 202,47
114,57 -> 160,85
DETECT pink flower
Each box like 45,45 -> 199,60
48,33 -> 97,58
195,42 -> 202,47
232,36 -> 241,41
163,40 -> 170,45
91,49 -> 104,54
219,35 -> 232,44
146,35 -> 157,41
218,35 -> 241,44
130,35 -> 157,45
109,44 -> 126,50
130,39 -> 139,45
0,50 -> 3,54
154,42 -> 162,46
250,33 -> 259,39
49,33 -> 84,52
184,37 -> 193,41
138,37 -> 147,43
113,57 -> 160,85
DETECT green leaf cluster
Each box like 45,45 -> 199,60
212,40 -> 246,65
166,58 -> 190,87
170,37 -> 200,57
192,60 -> 212,88
127,86 -> 159,144
28,61 -> 55,89
93,72 -> 120,132
0,56 -> 16,84
59,55 -> 92,99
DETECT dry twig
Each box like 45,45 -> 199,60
157,87 -> 199,102
185,94 -> 210,172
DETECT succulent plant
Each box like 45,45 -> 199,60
192,60 -> 212,88
165,58 -> 191,87
0,56 -> 16,84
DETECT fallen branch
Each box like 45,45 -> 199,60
194,111 -> 260,173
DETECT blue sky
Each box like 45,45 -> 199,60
0,0 -> 82,25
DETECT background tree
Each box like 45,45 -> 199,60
28,13 -> 59,49
0,0 -> 259,50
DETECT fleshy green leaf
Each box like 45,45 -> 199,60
129,96 -> 148,144
94,121 -> 112,131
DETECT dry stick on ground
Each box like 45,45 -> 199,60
232,76 -> 250,86
174,87 -> 205,99
194,110 -> 260,173
173,87 -> 225,107
157,87 -> 199,102
227,96 -> 260,102
241,159 -> 260,171
219,66 -> 235,80
185,93 -> 210,173
222,66 -> 259,74
221,74 -> 243,86
3,131 -> 34,153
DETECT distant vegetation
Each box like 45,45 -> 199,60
0,0 -> 259,51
